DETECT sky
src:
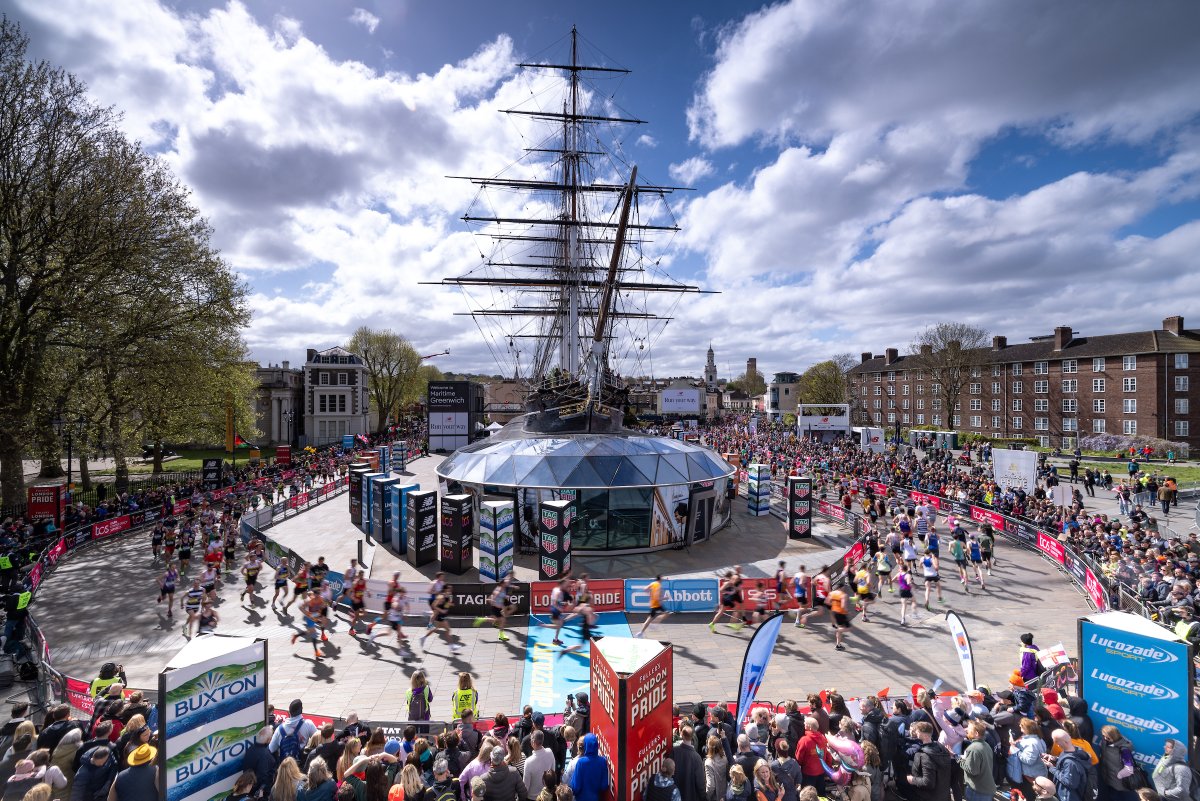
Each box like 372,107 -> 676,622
8,0 -> 1200,382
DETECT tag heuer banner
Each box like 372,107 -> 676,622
538,499 -> 574,580
439,494 -> 473,574
786,476 -> 813,539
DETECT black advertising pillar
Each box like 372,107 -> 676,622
439,493 -> 474,574
201,458 -> 223,490
538,499 -> 574,580
348,462 -> 370,527
407,490 -> 438,567
786,476 -> 813,539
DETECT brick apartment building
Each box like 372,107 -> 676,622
848,316 -> 1200,450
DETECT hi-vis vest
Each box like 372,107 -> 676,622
452,688 -> 479,720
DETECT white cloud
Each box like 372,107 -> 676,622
636,134 -> 657,148
348,8 -> 380,34
668,156 -> 714,185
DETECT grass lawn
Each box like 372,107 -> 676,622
96,446 -> 279,475
1069,460 -> 1200,486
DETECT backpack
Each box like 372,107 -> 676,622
430,779 -> 459,801
408,687 -> 431,721
278,720 -> 306,762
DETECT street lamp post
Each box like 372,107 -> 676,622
52,415 -> 86,494
282,409 -> 294,446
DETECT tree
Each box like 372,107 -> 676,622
728,369 -> 766,398
346,327 -> 424,434
798,360 -> 850,411
908,322 -> 990,432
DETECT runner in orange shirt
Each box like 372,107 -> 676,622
827,584 -> 851,652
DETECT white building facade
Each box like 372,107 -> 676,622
303,346 -> 371,445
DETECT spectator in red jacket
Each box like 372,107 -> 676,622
793,717 -> 828,796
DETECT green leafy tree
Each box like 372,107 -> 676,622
347,327 -> 425,433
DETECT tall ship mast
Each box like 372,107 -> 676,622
433,27 -> 710,434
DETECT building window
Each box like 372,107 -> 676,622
954,402 -> 961,411
1176,398 -> 1190,414
887,413 -> 896,423
873,413 -> 882,423
1062,359 -> 1078,373
1176,421 -> 1190,437
1038,435 -> 1050,447
1034,399 -> 1049,412
874,373 -> 881,382
950,415 -> 960,427
1093,399 -> 1105,413
1012,399 -> 1023,411
916,384 -> 925,395
916,414 -> 925,424
1063,436 -> 1076,447
1034,380 -> 1049,394
992,365 -> 1002,377
886,386 -> 895,396
1123,398 -> 1137,414
902,384 -> 910,395
1012,381 -> 1023,394
916,399 -> 925,410
1062,379 -> 1077,393
338,395 -> 347,413
992,382 -> 1001,394
1123,356 -> 1136,370
1175,375 -> 1189,391
888,400 -> 896,409
1123,377 -> 1137,392
1093,419 -> 1106,433
1012,417 -> 1022,429
970,399 -> 982,411
319,372 -> 329,385
1092,358 -> 1106,372
1035,417 -> 1049,431
970,415 -> 981,428
1034,361 -> 1048,375
1011,363 -> 1022,376
932,399 -> 943,410
1063,418 -> 1077,432
1175,354 -> 1189,369
902,399 -> 910,409
338,373 -> 348,386
991,416 -> 1001,428
902,414 -> 910,423
318,395 -> 328,413
971,367 -> 981,378
991,399 -> 1001,411
932,383 -> 941,394
970,383 -> 981,394
874,386 -> 881,396
1123,420 -> 1137,435
1063,399 -> 1077,413
1092,378 -> 1105,393
887,371 -> 895,381
861,385 -> 869,396
932,415 -> 942,426
874,399 -> 882,409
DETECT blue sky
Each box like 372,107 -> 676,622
9,0 -> 1200,381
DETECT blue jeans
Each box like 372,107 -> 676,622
964,788 -> 991,801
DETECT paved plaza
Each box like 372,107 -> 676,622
34,452 -> 1094,722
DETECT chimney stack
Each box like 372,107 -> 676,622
1053,326 -> 1072,351
920,345 -> 933,357
306,348 -> 317,362
1163,316 -> 1184,336
861,352 -> 873,364
884,348 -> 898,365
282,360 -> 290,370
992,336 -> 1007,350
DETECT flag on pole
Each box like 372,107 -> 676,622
734,612 -> 785,726
233,433 -> 255,449
944,611 -> 976,692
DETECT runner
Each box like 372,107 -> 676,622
270,559 -> 291,607
635,574 -> 670,638
852,562 -> 874,622
177,530 -> 193,574
900,534 -> 920,572
874,548 -> 894,593
367,587 -> 410,648
828,584 -> 851,651
921,548 -> 944,610
240,553 -> 263,603
979,525 -> 996,572
347,572 -> 368,631
798,566 -> 832,627
949,536 -> 970,590
774,561 -> 793,607
310,556 -> 329,587
196,602 -> 219,635
157,563 -> 178,617
557,600 -> 601,657
284,562 -> 310,613
222,529 -> 238,573
791,564 -> 810,626
425,572 -> 446,631
199,564 -> 219,604
896,563 -> 915,626
473,577 -> 515,642
339,558 -> 360,609
967,533 -> 987,590
419,586 -> 463,652
709,571 -> 744,632
544,578 -> 575,646
290,591 -> 326,660
150,524 -> 164,562
748,579 -> 771,626
162,527 -> 177,564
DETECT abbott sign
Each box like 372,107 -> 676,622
659,389 -> 702,414
1080,613 -> 1192,767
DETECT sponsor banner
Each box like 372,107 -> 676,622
531,579 -> 625,614
1080,619 -> 1191,767
727,584 -> 800,612
444,582 -> 530,618
93,514 -> 132,540
287,492 -> 310,510
786,477 -> 812,540
659,388 -> 702,414
27,485 -> 65,526
275,446 -> 291,466
945,611 -> 976,693
408,490 -> 438,567
1013,520 -> 1038,547
538,499 -> 574,581
269,709 -> 341,729
968,505 -> 1006,529
862,427 -> 885,454
201,458 -> 222,491
866,481 -> 888,495
1061,546 -> 1087,585
993,448 -> 1038,493
735,613 -> 785,726
816,500 -> 846,522
1036,531 -> 1065,565
1085,569 -> 1109,612
65,676 -> 97,716
624,644 -> 674,801
843,540 -> 866,568
624,578 -> 718,614
589,642 -> 620,801
439,494 -> 473,575
908,491 -> 943,510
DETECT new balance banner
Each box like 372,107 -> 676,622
945,611 -> 976,693
786,476 -> 813,539
408,490 -> 437,567
1080,614 -> 1192,768
439,494 -> 473,574
735,612 -> 785,727
201,458 -> 222,491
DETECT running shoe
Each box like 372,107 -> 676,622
498,632 -> 508,642
835,643 -> 846,651
729,622 -> 744,631
473,616 -> 486,628
708,622 -> 716,633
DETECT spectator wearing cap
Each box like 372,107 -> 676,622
6,758 -> 45,801
519,714 -> 561,769
670,725 -> 705,801
482,746 -> 526,801
71,746 -> 117,801
1008,672 -> 1036,719
108,744 -> 157,801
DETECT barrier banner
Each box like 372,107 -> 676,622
945,611 -> 976,693
93,514 -> 132,540
786,476 -> 813,539
65,676 -> 96,716
843,539 -> 865,568
408,490 -> 438,567
817,499 -> 846,522
735,613 -> 784,727
531,578 -> 625,614
1085,568 -> 1109,611
624,578 -> 718,614
1080,614 -> 1192,768
159,636 -> 268,801
968,505 -> 1005,529
1036,531 -> 1066,565
538,499 -> 574,580
727,583 -> 799,612
1013,520 -> 1038,547
1061,546 -> 1086,584
439,494 -> 473,574
909,491 -> 943,510
446,582 -> 530,618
